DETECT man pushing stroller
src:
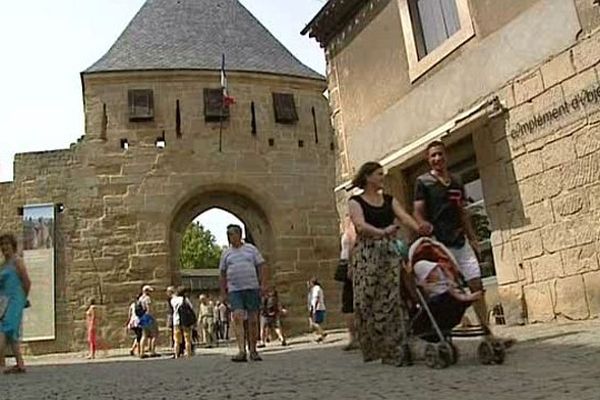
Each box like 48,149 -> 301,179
413,140 -> 505,338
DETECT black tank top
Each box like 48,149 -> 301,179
350,194 -> 395,228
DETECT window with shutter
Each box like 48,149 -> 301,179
399,0 -> 474,81
204,88 -> 230,122
272,93 -> 299,124
128,89 -> 154,121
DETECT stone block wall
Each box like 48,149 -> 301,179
0,71 -> 340,354
475,29 -> 600,323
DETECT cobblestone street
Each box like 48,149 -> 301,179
3,320 -> 600,400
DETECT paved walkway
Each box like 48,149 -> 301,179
3,320 -> 600,400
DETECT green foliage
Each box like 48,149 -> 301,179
180,222 -> 223,269
469,204 -> 491,242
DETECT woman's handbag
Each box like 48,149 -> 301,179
0,295 -> 9,320
334,260 -> 349,282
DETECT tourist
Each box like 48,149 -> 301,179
165,286 -> 178,357
218,301 -> 230,340
171,287 -> 196,358
86,298 -> 98,359
258,289 -> 287,347
214,300 -> 222,341
138,285 -> 159,359
308,278 -> 327,342
198,294 -> 216,348
213,299 -> 221,345
339,216 -> 359,351
348,162 -> 428,366
412,141 -> 490,331
219,224 -> 267,362
0,233 -> 31,374
126,294 -> 141,356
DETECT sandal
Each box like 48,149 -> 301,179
3,366 -> 26,374
231,352 -> 247,362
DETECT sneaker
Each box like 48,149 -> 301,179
257,342 -> 266,348
231,352 -> 247,362
343,341 -> 360,351
249,352 -> 263,362
281,340 -> 288,347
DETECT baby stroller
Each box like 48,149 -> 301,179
401,237 -> 506,369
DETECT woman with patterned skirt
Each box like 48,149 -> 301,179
348,162 -> 428,366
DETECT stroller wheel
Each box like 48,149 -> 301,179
437,343 -> 452,368
398,344 -> 413,367
491,340 -> 506,364
424,344 -> 438,368
478,341 -> 495,365
425,343 -> 451,369
439,341 -> 458,365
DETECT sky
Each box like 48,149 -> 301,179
0,0 -> 327,245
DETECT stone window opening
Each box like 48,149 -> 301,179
251,101 -> 257,135
204,88 -> 230,122
176,100 -> 182,138
128,89 -> 154,121
298,140 -> 304,148
268,138 -> 275,147
101,103 -> 108,140
120,138 -> 129,150
311,106 -> 319,143
272,93 -> 298,124
398,0 -> 475,82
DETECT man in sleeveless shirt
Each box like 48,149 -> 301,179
413,141 -> 490,332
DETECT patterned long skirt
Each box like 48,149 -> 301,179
353,238 -> 406,364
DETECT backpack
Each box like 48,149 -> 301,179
178,298 -> 197,328
134,300 -> 146,318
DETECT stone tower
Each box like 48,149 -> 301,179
0,0 -> 338,353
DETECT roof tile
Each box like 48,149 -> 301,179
85,0 -> 323,80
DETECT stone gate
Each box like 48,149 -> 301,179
0,0 -> 339,354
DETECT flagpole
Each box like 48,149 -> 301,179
219,53 -> 225,153
218,101 -> 224,153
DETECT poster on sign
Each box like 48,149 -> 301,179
22,204 -> 56,341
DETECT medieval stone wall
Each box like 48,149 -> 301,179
0,71 -> 340,354
475,29 -> 600,323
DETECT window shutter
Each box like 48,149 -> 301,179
128,89 -> 154,121
204,88 -> 229,122
272,93 -> 298,124
440,0 -> 460,35
415,0 -> 461,55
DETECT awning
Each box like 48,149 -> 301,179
334,96 -> 505,192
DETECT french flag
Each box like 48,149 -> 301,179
221,54 -> 236,107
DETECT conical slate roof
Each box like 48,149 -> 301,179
85,0 -> 322,80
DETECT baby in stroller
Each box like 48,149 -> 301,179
402,237 -> 506,368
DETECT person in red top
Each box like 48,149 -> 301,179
86,299 -> 98,359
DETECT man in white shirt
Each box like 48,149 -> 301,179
308,277 -> 327,342
220,224 -> 268,362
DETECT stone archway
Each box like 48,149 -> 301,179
168,185 -> 274,285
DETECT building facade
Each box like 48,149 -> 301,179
304,0 -> 600,323
0,0 -> 339,354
